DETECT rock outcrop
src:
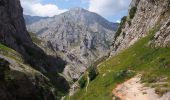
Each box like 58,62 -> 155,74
111,0 -> 170,55
0,57 -> 56,100
26,7 -> 118,80
0,0 -> 69,99
0,0 -> 32,48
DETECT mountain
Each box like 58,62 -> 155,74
0,0 -> 69,99
24,15 -> 48,25
69,0 -> 170,99
26,7 -> 118,81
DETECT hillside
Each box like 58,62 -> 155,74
68,25 -> 170,100
67,0 -> 170,99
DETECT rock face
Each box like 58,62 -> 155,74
0,57 -> 56,100
0,0 -> 32,49
26,7 -> 118,80
0,0 -> 69,99
111,0 -> 170,55
0,0 -> 68,75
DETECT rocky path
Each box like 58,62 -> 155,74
85,73 -> 90,95
112,75 -> 170,100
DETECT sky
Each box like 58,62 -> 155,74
20,0 -> 131,23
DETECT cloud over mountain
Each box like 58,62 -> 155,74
20,0 -> 131,22
88,0 -> 131,16
21,0 -> 67,17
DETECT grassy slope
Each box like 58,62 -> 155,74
67,29 -> 170,100
0,43 -> 23,62
0,43 -> 45,76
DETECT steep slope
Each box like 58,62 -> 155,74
111,0 -> 170,55
26,8 -> 118,81
0,0 -> 69,99
0,44 -> 55,100
68,26 -> 170,100
67,0 -> 170,99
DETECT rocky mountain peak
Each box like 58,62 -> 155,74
69,7 -> 87,12
26,8 -> 118,80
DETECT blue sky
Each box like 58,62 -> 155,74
21,0 -> 131,23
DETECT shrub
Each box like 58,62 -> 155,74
114,16 -> 127,39
78,75 -> 87,88
115,69 -> 134,79
88,67 -> 98,81
129,7 -> 137,19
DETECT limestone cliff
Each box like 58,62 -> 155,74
111,0 -> 170,55
0,0 -> 69,99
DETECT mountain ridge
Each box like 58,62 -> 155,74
25,7 -> 118,81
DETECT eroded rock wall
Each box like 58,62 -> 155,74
111,0 -> 170,55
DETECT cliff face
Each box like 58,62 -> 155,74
111,0 -> 170,55
0,0 -> 68,73
0,57 -> 55,100
0,0 -> 69,99
0,0 -> 32,48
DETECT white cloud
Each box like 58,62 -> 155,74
88,0 -> 131,16
116,20 -> 121,23
20,0 -> 67,17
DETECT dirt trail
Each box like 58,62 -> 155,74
85,74 -> 90,95
113,75 -> 170,100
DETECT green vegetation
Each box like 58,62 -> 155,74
0,43 -> 15,53
79,75 -> 87,88
126,7 -> 137,27
67,27 -> 170,100
29,32 -> 42,45
115,69 -> 135,79
129,7 -> 137,19
0,43 -> 22,62
114,16 -> 127,39
88,67 -> 98,81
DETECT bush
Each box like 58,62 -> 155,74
88,67 -> 98,81
129,7 -> 137,19
114,16 -> 127,39
78,75 -> 87,88
115,69 -> 134,79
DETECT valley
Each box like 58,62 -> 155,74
0,0 -> 170,100
25,8 -> 118,82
